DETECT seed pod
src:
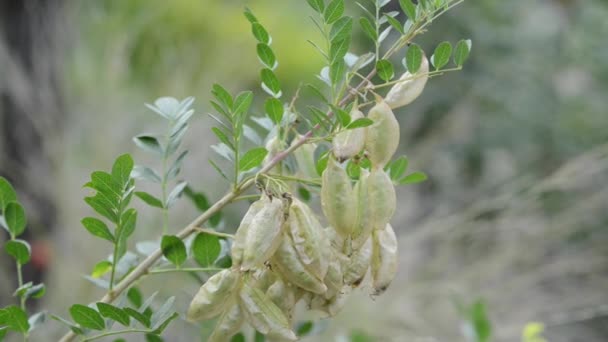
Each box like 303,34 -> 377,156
241,196 -> 287,271
371,224 -> 398,295
187,269 -> 240,321
325,226 -> 345,251
266,278 -> 297,321
263,135 -> 285,175
208,302 -> 244,342
239,282 -> 297,341
385,56 -> 429,109
231,198 -> 266,268
333,108 -> 366,161
364,99 -> 400,168
367,169 -> 396,231
323,252 -> 344,299
321,157 -> 356,237
251,268 -> 277,293
342,237 -> 372,287
309,285 -> 352,317
271,232 -> 328,294
292,134 -> 318,180
287,198 -> 330,279
351,169 -> 373,250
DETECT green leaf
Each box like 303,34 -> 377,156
133,135 -> 163,155
5,240 -> 30,265
399,0 -> 417,22
233,91 -> 254,117
257,44 -> 276,69
315,152 -> 330,176
306,0 -> 324,13
145,334 -> 164,342
211,127 -> 235,151
27,311 -> 45,332
69,304 -> 105,331
470,300 -> 491,342
329,38 -> 350,65
150,297 -> 175,330
388,156 -> 409,180
330,59 -> 347,86
0,327 -> 5,340
346,118 -> 374,129
231,333 -> 246,342
192,233 -> 221,267
399,171 -> 427,184
260,69 -> 281,97
243,8 -> 258,23
454,39 -> 472,66
0,177 -> 17,213
330,16 -> 353,42
135,192 -> 163,209
132,166 -> 162,183
85,194 -> 117,223
166,181 -> 187,208
211,84 -> 234,111
152,312 -> 178,334
296,320 -> 315,336
97,303 -> 130,326
127,287 -> 143,308
0,306 -> 29,333
324,0 -> 344,24
265,98 -> 284,125
251,22 -> 270,45
376,59 -> 394,81
406,44 -> 423,73
82,217 -> 114,242
431,41 -> 452,70
4,202 -> 26,237
50,314 -> 84,335
116,209 -> 137,260
90,171 -> 121,199
254,331 -> 265,342
112,154 -> 134,188
385,14 -> 405,35
239,147 -> 268,172
91,260 -> 113,278
359,17 -> 377,42
26,284 -> 46,299
124,308 -> 150,328
161,235 -> 187,267
332,106 -> 351,127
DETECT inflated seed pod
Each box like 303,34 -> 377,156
287,198 -> 330,279
231,198 -> 266,268
333,108 -> 366,161
271,232 -> 328,294
321,157 -> 356,237
371,224 -> 398,295
263,135 -> 285,175
342,237 -> 372,287
251,268 -> 277,293
309,285 -> 352,317
239,282 -> 297,341
364,99 -> 400,168
241,196 -> 287,271
187,269 -> 240,321
208,302 -> 244,342
323,252 -> 344,299
385,56 -> 429,109
367,169 -> 396,231
325,226 -> 345,251
266,278 -> 297,321
292,134 -> 318,180
351,169 -> 373,250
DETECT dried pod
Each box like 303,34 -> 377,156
266,278 -> 297,321
364,99 -> 400,168
272,232 -> 328,294
187,269 -> 240,321
292,134 -> 318,179
367,169 -> 396,231
231,198 -> 266,268
287,198 -> 330,279
323,252 -> 344,299
385,56 -> 429,109
342,237 -> 372,287
371,224 -> 398,295
208,302 -> 244,342
333,108 -> 366,161
239,281 -> 297,341
321,157 -> 356,237
241,196 -> 287,271
351,169 -> 373,250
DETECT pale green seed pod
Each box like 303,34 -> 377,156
385,56 -> 429,109
241,196 -> 287,271
325,226 -> 345,251
342,236 -> 372,287
371,224 -> 398,295
251,268 -> 277,293
287,198 -> 330,279
231,198 -> 266,268
266,278 -> 297,321
292,134 -> 318,180
333,108 -> 366,161
208,302 -> 244,342
263,135 -> 285,175
367,169 -> 396,231
321,157 -> 356,237
351,169 -> 373,250
239,282 -> 297,341
309,285 -> 352,317
187,269 -> 240,321
364,99 -> 400,168
323,252 -> 344,299
271,232 -> 328,294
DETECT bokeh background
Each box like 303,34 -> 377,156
1,0 -> 608,341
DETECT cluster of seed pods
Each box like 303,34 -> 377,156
187,62 -> 426,340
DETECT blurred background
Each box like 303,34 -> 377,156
1,0 -> 607,341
